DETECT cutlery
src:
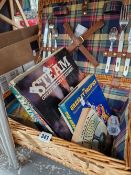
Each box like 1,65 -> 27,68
48,24 -> 58,55
42,15 -> 52,59
52,26 -> 58,50
115,4 -> 129,72
105,27 -> 118,73
42,19 -> 49,59
123,29 -> 131,76
48,26 -> 52,56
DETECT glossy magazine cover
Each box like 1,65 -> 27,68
59,74 -> 111,132
14,48 -> 84,141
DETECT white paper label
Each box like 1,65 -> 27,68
23,61 -> 35,72
39,131 -> 52,142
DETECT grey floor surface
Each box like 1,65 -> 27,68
0,146 -> 84,175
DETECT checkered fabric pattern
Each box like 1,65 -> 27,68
39,0 -> 131,160
41,0 -> 131,78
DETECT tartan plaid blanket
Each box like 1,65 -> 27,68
40,0 -> 131,160
41,0 -> 131,78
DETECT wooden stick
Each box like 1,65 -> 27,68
15,0 -> 29,27
0,14 -> 21,28
9,0 -> 16,30
0,0 -> 6,10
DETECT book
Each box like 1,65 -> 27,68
72,108 -> 107,151
0,61 -> 46,130
10,47 -> 84,141
9,84 -> 54,133
0,60 -> 45,131
58,74 -> 111,132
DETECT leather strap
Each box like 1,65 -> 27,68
79,45 -> 99,67
64,20 -> 104,67
123,0 -> 129,5
81,19 -> 104,40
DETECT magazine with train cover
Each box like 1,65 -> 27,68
72,108 -> 113,154
58,74 -> 111,132
10,47 -> 84,141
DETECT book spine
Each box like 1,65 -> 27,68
59,104 -> 75,133
9,84 -> 54,134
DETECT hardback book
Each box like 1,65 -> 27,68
58,74 -> 111,133
72,108 -> 107,152
10,47 -> 84,141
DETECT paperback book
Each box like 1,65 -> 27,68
10,47 -> 84,141
58,74 -> 111,133
72,108 -> 108,152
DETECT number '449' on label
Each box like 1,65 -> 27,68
38,131 -> 52,142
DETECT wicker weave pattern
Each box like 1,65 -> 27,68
9,118 -> 131,175
9,75 -> 131,174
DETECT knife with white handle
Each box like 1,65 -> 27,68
123,29 -> 131,76
105,43 -> 113,73
48,32 -> 52,56
115,30 -> 124,72
42,19 -> 49,59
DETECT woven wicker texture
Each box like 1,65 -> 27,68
9,118 -> 131,175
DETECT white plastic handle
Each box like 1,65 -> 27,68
115,31 -> 124,72
115,57 -> 121,72
123,58 -> 130,76
105,57 -> 111,73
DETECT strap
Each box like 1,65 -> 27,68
64,20 -> 104,67
79,45 -> 99,67
42,0 -> 70,6
103,1 -> 122,15
81,19 -> 104,40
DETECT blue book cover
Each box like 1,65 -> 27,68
59,74 -> 111,132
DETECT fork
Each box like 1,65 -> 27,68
115,4 -> 129,72
105,27 -> 118,73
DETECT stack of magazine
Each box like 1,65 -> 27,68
9,47 -> 117,155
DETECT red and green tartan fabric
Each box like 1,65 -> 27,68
41,0 -> 131,78
39,0 -> 131,160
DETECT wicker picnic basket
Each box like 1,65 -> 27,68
9,76 -> 131,175
9,100 -> 131,175
10,0 -> 131,175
